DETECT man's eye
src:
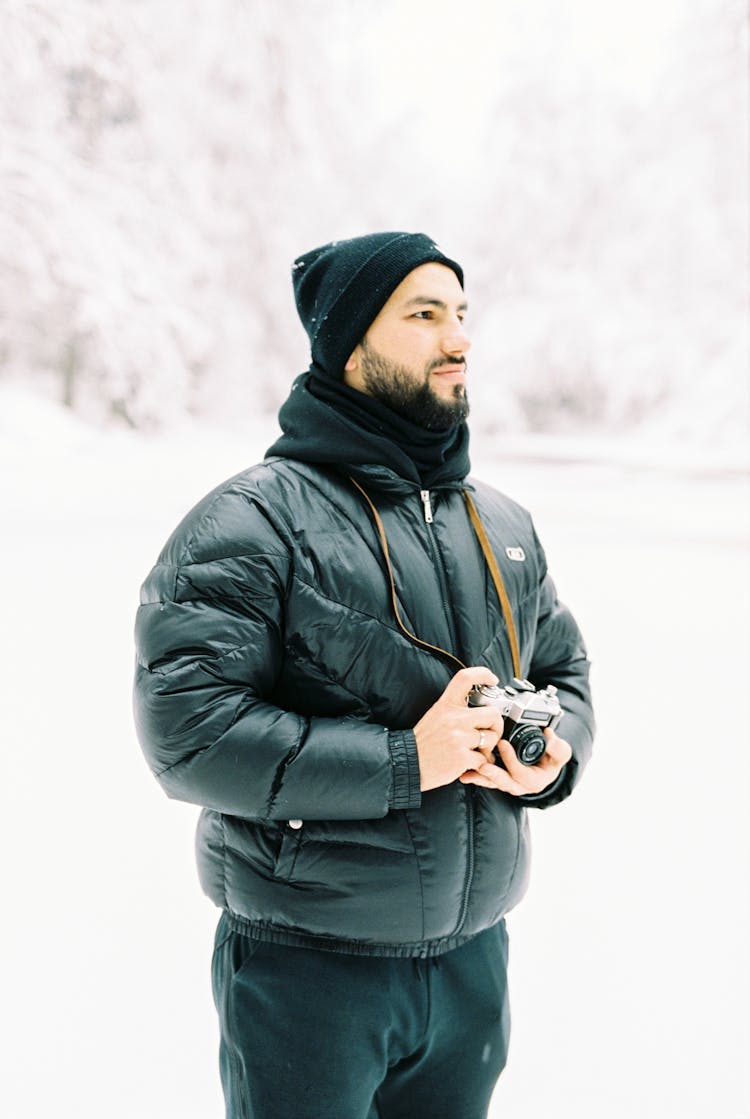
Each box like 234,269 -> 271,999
413,310 -> 433,319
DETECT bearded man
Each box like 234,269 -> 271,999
134,232 -> 595,1119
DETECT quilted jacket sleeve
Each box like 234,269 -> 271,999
133,482 -> 421,822
517,525 -> 595,808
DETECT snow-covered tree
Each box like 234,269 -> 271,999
465,0 -> 748,442
1,0 -> 746,444
0,0 -> 376,426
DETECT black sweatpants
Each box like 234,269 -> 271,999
211,914 -> 510,1119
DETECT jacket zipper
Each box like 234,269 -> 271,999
419,489 -> 458,652
419,487 -> 475,936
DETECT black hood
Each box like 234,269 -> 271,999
265,370 -> 471,491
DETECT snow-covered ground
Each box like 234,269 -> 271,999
1,385 -> 748,1118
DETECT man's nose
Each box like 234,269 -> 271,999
442,319 -> 472,356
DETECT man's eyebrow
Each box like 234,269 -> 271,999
403,296 -> 469,311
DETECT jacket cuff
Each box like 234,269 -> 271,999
516,762 -> 571,808
387,730 -> 422,810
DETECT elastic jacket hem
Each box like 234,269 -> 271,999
223,909 -> 479,959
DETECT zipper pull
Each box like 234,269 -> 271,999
420,489 -> 434,524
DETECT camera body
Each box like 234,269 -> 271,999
468,678 -> 563,766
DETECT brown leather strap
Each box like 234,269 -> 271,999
462,491 -> 522,678
350,477 -> 522,679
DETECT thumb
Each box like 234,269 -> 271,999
442,665 -> 499,707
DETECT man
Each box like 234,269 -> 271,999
134,232 -> 594,1119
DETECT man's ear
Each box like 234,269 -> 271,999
344,347 -> 360,374
343,345 -> 363,388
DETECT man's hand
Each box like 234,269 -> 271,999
414,667 -> 504,792
460,726 -> 572,796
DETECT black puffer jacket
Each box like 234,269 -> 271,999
134,394 -> 593,957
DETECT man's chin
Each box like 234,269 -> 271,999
421,388 -> 470,431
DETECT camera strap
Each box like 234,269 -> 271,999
349,478 -> 522,680
463,491 -> 522,679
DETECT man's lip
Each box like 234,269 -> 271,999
431,366 -> 466,379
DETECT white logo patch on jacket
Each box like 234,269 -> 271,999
505,546 -> 526,562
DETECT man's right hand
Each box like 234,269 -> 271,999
413,666 -> 504,792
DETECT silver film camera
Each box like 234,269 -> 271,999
468,678 -> 563,766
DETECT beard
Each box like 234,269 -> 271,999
358,339 -> 470,432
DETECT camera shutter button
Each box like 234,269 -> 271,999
288,819 -> 303,830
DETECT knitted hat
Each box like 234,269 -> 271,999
292,232 -> 464,378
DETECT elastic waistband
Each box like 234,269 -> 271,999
222,910 -> 478,959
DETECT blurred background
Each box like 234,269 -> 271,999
1,0 -> 747,446
1,2 -> 748,1117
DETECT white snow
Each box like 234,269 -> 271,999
1,385 -> 748,1118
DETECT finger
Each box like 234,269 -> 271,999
491,739 -> 566,796
475,726 -> 500,764
542,728 -> 572,766
454,706 -> 502,728
442,665 -> 499,707
464,748 -> 490,772
495,736 -> 525,778
459,770 -> 497,788
495,736 -> 559,789
477,712 -> 504,739
474,726 -> 500,751
456,707 -> 504,738
473,761 -> 528,796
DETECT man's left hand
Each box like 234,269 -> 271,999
459,726 -> 572,796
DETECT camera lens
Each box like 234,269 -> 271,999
508,724 -> 547,766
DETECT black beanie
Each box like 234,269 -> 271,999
292,232 -> 464,378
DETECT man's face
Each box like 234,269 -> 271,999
343,262 -> 472,431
